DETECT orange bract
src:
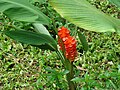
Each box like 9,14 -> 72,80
58,27 -> 77,62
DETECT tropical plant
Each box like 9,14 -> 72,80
0,0 -> 119,89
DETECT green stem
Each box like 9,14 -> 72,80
65,60 -> 76,90
56,50 -> 76,89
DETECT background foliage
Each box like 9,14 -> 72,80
0,0 -> 120,89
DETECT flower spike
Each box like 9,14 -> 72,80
58,27 -> 77,62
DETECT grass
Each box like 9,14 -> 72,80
0,0 -> 120,89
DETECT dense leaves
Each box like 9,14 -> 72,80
109,0 -> 120,8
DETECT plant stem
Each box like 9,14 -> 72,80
56,48 -> 76,89
65,60 -> 76,90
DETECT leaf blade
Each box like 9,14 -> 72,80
33,23 -> 51,36
49,0 -> 120,34
0,0 -> 50,24
77,31 -> 88,52
4,30 -> 57,50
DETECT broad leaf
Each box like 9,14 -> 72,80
109,0 -> 120,9
0,0 -> 50,24
77,31 -> 88,52
71,77 -> 82,83
4,30 -> 57,50
33,44 -> 55,51
49,0 -> 120,34
32,23 -> 55,50
33,23 -> 51,36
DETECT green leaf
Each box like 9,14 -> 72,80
33,23 -> 51,36
4,30 -> 57,50
29,0 -> 45,4
109,0 -> 120,9
71,77 -> 84,82
0,0 -> 50,24
118,65 -> 120,73
33,44 -> 55,51
77,31 -> 88,52
49,0 -> 120,34
61,70 -> 69,75
32,23 -> 55,50
45,67 -> 56,73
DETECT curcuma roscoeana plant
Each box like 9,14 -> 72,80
0,0 -> 120,89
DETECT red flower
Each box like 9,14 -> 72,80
58,27 -> 77,62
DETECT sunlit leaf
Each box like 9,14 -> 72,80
49,0 -> 120,34
33,23 -> 51,36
